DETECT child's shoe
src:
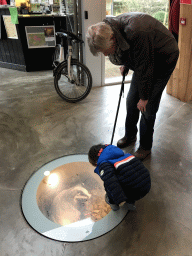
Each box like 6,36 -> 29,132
105,194 -> 120,211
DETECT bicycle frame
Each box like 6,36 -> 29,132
53,36 -> 74,82
53,31 -> 85,82
57,45 -> 64,64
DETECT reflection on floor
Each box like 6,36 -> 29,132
0,67 -> 192,255
36,162 -> 111,225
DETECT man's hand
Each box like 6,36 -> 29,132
120,66 -> 129,76
137,99 -> 148,112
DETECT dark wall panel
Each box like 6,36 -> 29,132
0,8 -> 26,67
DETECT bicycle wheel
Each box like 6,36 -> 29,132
54,59 -> 92,103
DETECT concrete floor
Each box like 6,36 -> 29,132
0,67 -> 192,256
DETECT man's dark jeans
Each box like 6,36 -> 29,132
125,61 -> 178,150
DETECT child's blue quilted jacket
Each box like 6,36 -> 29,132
94,145 -> 151,205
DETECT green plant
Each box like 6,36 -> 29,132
153,10 -> 168,24
112,0 -> 169,26
113,1 -> 124,15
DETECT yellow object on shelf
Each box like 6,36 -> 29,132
15,0 -> 29,7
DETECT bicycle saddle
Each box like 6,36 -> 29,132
56,30 -> 84,43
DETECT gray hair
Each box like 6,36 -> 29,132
86,22 -> 114,56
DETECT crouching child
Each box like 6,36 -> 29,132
88,144 -> 151,211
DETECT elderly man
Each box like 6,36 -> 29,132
87,12 -> 179,160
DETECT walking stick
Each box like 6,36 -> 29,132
110,72 -> 126,145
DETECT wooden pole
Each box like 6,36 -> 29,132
166,4 -> 192,102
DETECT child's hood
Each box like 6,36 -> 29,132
94,145 -> 124,175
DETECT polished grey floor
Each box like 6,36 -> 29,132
0,67 -> 192,256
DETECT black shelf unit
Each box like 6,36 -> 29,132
0,8 -> 67,71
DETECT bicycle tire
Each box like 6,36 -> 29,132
54,59 -> 92,103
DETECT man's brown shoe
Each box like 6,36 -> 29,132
133,147 -> 151,161
117,136 -> 137,148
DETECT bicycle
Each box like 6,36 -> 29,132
53,30 -> 92,103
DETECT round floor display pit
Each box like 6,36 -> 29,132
21,154 -> 130,242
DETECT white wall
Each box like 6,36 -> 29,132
81,0 -> 105,87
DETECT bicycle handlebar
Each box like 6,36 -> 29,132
56,30 -> 84,43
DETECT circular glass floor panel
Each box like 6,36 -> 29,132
21,155 -> 130,242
